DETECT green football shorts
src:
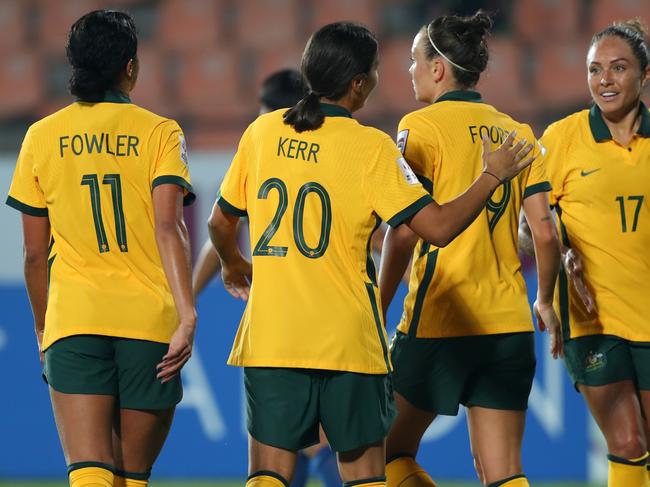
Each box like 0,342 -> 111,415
564,334 -> 650,390
244,367 -> 396,452
43,334 -> 183,409
391,331 -> 536,415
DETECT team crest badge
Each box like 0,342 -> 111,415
179,134 -> 188,165
584,350 -> 606,372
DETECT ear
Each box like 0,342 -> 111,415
430,58 -> 445,83
126,58 -> 137,79
642,65 -> 650,88
350,74 -> 367,95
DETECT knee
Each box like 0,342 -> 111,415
608,430 -> 647,459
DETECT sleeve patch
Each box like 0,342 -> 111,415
396,129 -> 409,154
179,134 -> 189,165
397,157 -> 419,185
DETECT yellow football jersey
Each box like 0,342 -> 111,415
395,91 -> 549,338
219,104 -> 433,374
542,104 -> 650,342
6,91 -> 195,350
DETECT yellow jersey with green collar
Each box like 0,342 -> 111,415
395,90 -> 550,338
6,91 -> 195,350
218,104 -> 433,374
542,103 -> 650,342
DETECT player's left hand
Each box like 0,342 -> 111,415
157,323 -> 195,383
534,300 -> 564,359
222,258 -> 252,301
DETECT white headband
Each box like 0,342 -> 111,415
426,23 -> 476,73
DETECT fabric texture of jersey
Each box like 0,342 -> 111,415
542,103 -> 650,342
395,91 -> 550,338
6,92 -> 195,350
218,104 -> 432,374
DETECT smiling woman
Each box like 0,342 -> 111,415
538,19 -> 650,487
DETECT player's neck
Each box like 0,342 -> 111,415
601,102 -> 641,146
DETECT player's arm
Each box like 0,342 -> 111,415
378,225 -> 418,317
192,239 -> 222,297
21,213 -> 50,362
406,133 -> 535,247
208,202 -> 252,301
152,183 -> 196,383
523,192 -> 563,358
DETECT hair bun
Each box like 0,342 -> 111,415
468,10 -> 493,37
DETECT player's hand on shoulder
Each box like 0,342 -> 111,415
534,299 -> 563,359
482,130 -> 536,183
222,257 -> 252,301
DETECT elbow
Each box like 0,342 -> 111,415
23,246 -> 48,266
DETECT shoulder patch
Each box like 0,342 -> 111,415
397,157 -> 419,185
179,134 -> 189,165
396,129 -> 409,154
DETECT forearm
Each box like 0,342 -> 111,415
192,239 -> 222,296
208,208 -> 244,266
156,221 -> 196,324
378,226 -> 418,316
408,172 -> 499,247
532,226 -> 561,304
24,253 -> 48,338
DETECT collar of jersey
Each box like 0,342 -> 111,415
320,103 -> 352,118
589,102 -> 650,142
434,90 -> 483,104
76,90 -> 131,104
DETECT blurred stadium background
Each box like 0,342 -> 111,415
0,0 -> 648,485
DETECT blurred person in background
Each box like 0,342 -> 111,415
207,19 -> 535,487
379,11 -> 561,487
192,67 -> 341,487
536,19 -> 650,487
5,10 -> 196,487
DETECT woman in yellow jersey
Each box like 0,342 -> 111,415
378,11 -> 562,487
538,20 -> 650,487
5,11 -> 196,487
208,21 -> 536,487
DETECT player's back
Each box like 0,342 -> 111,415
220,106 -> 430,373
11,95 -> 194,348
396,92 -> 548,338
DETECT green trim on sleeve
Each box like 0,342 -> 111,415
217,195 -> 247,217
523,181 -> 552,199
5,195 -> 48,216
152,175 -> 196,206
416,174 -> 433,194
386,194 -> 433,228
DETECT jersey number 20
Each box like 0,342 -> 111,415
81,173 -> 128,253
253,177 -> 331,259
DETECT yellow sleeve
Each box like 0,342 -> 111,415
217,124 -> 251,217
364,136 -> 433,228
523,135 -> 552,199
539,122 -> 567,206
150,120 -> 195,206
6,128 -> 48,216
397,114 -> 437,194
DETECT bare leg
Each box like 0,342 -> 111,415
386,393 -> 436,461
466,407 -> 526,485
49,388 -> 115,466
580,381 -> 646,459
338,440 -> 385,482
249,434 -> 298,482
112,407 -> 176,474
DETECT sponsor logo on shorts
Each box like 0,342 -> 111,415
585,350 -> 606,372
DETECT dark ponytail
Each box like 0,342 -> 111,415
66,10 -> 138,102
421,10 -> 493,88
284,22 -> 378,133
591,19 -> 649,72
